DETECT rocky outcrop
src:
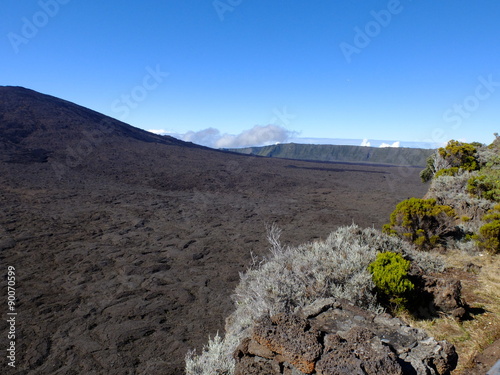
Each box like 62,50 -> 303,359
234,298 -> 458,375
409,264 -> 468,320
421,275 -> 467,319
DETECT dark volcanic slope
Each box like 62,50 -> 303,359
0,86 -> 195,162
0,86 -> 429,374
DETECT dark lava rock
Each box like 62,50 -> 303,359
234,298 -> 458,375
252,314 -> 322,374
409,264 -> 468,320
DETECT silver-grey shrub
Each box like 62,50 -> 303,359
476,145 -> 500,169
427,173 -> 494,233
185,224 -> 444,375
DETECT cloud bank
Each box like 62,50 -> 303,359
177,125 -> 296,149
360,139 -> 401,148
379,141 -> 400,148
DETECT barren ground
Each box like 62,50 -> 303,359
0,143 -> 429,374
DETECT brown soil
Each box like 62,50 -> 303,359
466,339 -> 500,375
1,86 -> 494,374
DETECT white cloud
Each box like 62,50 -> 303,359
147,129 -> 170,135
379,141 -> 400,148
360,138 -> 371,147
182,127 -> 221,146
178,125 -> 295,148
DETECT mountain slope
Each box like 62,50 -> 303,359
0,86 -> 199,163
228,143 -> 434,167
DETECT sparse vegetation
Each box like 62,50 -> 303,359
420,140 -> 480,182
185,224 -> 443,374
185,333 -> 237,375
389,135 -> 500,373
437,140 -> 480,174
406,250 -> 500,374
186,136 -> 500,374
383,198 -> 456,249
400,137 -> 500,253
474,204 -> 500,254
368,252 -> 414,311
476,220 -> 500,254
427,173 -> 494,236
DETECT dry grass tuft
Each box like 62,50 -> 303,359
403,250 -> 500,374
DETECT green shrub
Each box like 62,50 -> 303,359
467,173 -> 500,202
482,204 -> 500,221
420,140 -> 479,182
420,154 -> 436,182
368,252 -> 414,310
383,198 -> 456,249
476,221 -> 500,254
434,167 -> 460,178
475,204 -> 500,254
438,140 -> 479,172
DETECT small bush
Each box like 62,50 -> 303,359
185,333 -> 237,375
467,173 -> 500,202
482,204 -> 500,221
420,154 -> 437,182
477,145 -> 500,168
475,204 -> 500,254
438,140 -> 479,172
368,252 -> 414,311
383,198 -> 456,249
427,173 -> 494,233
476,221 -> 500,254
434,167 -> 460,178
420,140 -> 479,182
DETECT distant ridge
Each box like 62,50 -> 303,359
226,143 -> 434,167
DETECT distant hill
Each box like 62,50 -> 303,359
226,143 -> 434,167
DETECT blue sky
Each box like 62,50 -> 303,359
2,0 -> 500,148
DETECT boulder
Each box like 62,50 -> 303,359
421,275 -> 467,319
234,298 -> 458,375
409,264 -> 468,320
